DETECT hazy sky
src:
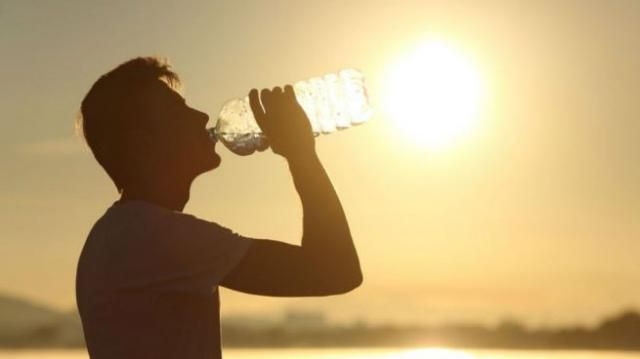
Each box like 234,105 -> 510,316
1,0 -> 638,327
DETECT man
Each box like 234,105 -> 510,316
76,57 -> 362,359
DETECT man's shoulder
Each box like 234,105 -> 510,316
87,200 -> 242,249
91,200 -> 210,233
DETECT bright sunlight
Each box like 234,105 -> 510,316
394,348 -> 477,359
382,38 -> 485,151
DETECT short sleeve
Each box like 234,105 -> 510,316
107,210 -> 253,294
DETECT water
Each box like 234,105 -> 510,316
1,348 -> 639,359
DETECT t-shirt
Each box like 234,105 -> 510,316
76,200 -> 252,359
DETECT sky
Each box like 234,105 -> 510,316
1,0 -> 639,328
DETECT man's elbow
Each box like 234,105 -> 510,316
306,251 -> 363,295
330,269 -> 363,294
345,271 -> 364,292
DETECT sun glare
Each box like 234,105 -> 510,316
382,38 -> 484,151
394,348 -> 477,359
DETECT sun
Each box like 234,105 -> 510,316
382,38 -> 485,151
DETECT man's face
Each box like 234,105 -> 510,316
137,80 -> 221,178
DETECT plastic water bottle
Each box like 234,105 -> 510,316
208,69 -> 373,155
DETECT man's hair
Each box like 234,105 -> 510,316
79,57 -> 181,193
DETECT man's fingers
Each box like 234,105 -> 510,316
260,88 -> 272,110
284,85 -> 300,111
284,84 -> 296,101
272,86 -> 284,107
249,89 -> 267,130
273,86 -> 283,104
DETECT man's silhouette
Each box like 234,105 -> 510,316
75,57 -> 362,359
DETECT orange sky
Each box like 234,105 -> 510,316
1,0 -> 639,327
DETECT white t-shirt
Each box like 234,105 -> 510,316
76,200 -> 252,359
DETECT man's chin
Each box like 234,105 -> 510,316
204,154 -> 222,172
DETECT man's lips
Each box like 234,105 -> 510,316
206,128 -> 218,144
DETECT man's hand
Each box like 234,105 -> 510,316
249,86 -> 315,160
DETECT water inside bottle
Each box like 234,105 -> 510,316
210,97 -> 268,155
209,68 -> 373,155
208,128 -> 268,156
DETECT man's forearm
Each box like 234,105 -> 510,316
287,152 -> 361,277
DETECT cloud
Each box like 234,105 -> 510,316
14,137 -> 89,156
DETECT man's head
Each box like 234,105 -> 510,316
80,57 -> 220,193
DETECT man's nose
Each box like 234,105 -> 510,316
194,109 -> 209,127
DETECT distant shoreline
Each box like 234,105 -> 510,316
2,293 -> 639,351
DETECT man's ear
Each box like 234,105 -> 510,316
119,130 -> 153,169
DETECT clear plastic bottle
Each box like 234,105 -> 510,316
208,68 -> 373,155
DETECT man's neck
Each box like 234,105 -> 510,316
120,178 -> 192,212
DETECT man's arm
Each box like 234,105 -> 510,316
220,86 -> 362,296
